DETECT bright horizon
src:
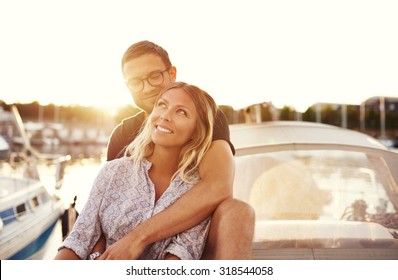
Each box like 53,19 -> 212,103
1,0 -> 398,112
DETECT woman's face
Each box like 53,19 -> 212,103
150,88 -> 198,149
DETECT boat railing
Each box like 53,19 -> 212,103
8,151 -> 71,190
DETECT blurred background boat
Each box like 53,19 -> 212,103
0,135 -> 9,160
0,106 -> 71,260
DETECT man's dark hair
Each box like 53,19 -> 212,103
121,40 -> 172,69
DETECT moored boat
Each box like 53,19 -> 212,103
0,106 -> 71,259
0,175 -> 65,259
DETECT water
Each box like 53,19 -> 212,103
41,160 -> 104,259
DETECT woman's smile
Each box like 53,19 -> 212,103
156,125 -> 173,134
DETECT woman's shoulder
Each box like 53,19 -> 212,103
101,157 -> 135,172
97,157 -> 144,185
105,156 -> 150,173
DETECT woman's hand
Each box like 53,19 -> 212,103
97,231 -> 146,260
164,254 -> 180,260
91,233 -> 106,254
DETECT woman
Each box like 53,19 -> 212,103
55,82 -> 217,260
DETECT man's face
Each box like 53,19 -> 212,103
123,54 -> 176,113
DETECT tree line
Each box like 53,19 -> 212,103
0,100 -> 140,125
2,100 -> 397,138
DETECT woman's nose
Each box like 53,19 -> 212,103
160,111 -> 171,121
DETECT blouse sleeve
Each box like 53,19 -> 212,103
162,217 -> 211,260
59,161 -> 114,259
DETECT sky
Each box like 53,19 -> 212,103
1,0 -> 398,112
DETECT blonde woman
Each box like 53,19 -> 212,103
55,82 -> 217,260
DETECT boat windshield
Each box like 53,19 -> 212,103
234,149 -> 398,228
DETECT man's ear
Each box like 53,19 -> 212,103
169,66 -> 177,82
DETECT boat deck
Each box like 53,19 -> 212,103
252,246 -> 398,260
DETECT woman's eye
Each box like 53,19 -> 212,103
177,109 -> 187,116
157,101 -> 166,108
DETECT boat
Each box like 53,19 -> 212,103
0,106 -> 71,259
230,121 -> 398,259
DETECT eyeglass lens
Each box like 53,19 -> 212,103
128,69 -> 168,92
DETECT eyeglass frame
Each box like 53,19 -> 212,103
125,68 -> 171,92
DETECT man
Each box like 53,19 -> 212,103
100,40 -> 254,259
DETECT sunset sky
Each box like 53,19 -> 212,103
1,0 -> 397,112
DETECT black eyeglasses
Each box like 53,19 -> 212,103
126,68 -> 170,92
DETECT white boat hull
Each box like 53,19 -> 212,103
0,177 -> 64,259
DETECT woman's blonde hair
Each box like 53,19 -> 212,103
125,82 -> 218,184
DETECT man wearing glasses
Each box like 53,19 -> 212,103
102,40 -> 254,260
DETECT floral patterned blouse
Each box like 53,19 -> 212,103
60,157 -> 210,260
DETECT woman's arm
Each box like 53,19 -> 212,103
54,248 -> 80,260
99,140 -> 234,260
54,162 -> 112,260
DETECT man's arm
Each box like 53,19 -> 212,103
99,140 -> 234,259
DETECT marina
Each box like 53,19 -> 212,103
0,106 -> 106,260
0,146 -> 104,260
1,105 -> 398,260
4,134 -> 398,260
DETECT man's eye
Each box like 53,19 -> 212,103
149,72 -> 162,79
